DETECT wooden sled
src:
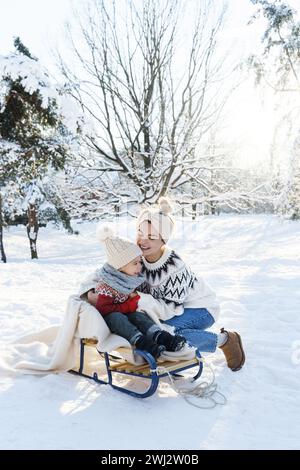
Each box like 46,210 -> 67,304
70,338 -> 204,398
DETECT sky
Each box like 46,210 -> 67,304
0,0 -> 299,169
0,0 -> 262,64
0,0 -> 73,60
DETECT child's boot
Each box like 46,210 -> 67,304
153,330 -> 186,352
134,334 -> 166,359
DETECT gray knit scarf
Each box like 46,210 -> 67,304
98,263 -> 146,294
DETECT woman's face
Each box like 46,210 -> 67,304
137,221 -> 164,258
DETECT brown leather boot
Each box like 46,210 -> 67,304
219,328 -> 245,371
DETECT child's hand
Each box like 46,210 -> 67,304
87,290 -> 98,306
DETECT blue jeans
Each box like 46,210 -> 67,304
162,308 -> 218,353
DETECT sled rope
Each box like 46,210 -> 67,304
154,357 -> 227,409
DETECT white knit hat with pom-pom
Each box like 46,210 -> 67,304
96,224 -> 142,270
136,197 -> 175,243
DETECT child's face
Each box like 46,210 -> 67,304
120,256 -> 142,276
137,221 -> 164,257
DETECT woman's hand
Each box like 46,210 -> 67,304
87,290 -> 98,306
129,292 -> 138,298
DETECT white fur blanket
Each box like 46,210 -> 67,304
0,295 -> 142,376
0,295 -> 195,377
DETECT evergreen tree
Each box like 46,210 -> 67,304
0,38 -> 72,258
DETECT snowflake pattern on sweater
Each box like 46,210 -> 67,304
95,281 -> 128,303
140,249 -> 197,308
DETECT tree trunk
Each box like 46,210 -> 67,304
56,206 -> 75,234
26,203 -> 39,259
210,201 -> 216,215
192,202 -> 197,220
0,194 -> 7,263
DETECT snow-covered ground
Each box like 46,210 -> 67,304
0,214 -> 299,450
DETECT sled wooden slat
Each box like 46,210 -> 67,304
110,358 -> 199,377
109,361 -> 133,372
82,338 -> 98,345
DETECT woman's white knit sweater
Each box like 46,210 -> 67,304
137,246 -> 220,322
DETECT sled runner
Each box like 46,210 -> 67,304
70,338 -> 203,398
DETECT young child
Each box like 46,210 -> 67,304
94,225 -> 187,359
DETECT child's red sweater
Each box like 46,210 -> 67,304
95,281 -> 140,316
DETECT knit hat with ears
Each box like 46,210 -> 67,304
96,225 -> 142,270
136,197 -> 175,243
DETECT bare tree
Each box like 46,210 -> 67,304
58,0 -> 234,204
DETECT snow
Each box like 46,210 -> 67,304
0,53 -> 58,107
0,214 -> 300,450
0,52 -> 83,134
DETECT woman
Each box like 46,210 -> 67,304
134,197 -> 245,371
